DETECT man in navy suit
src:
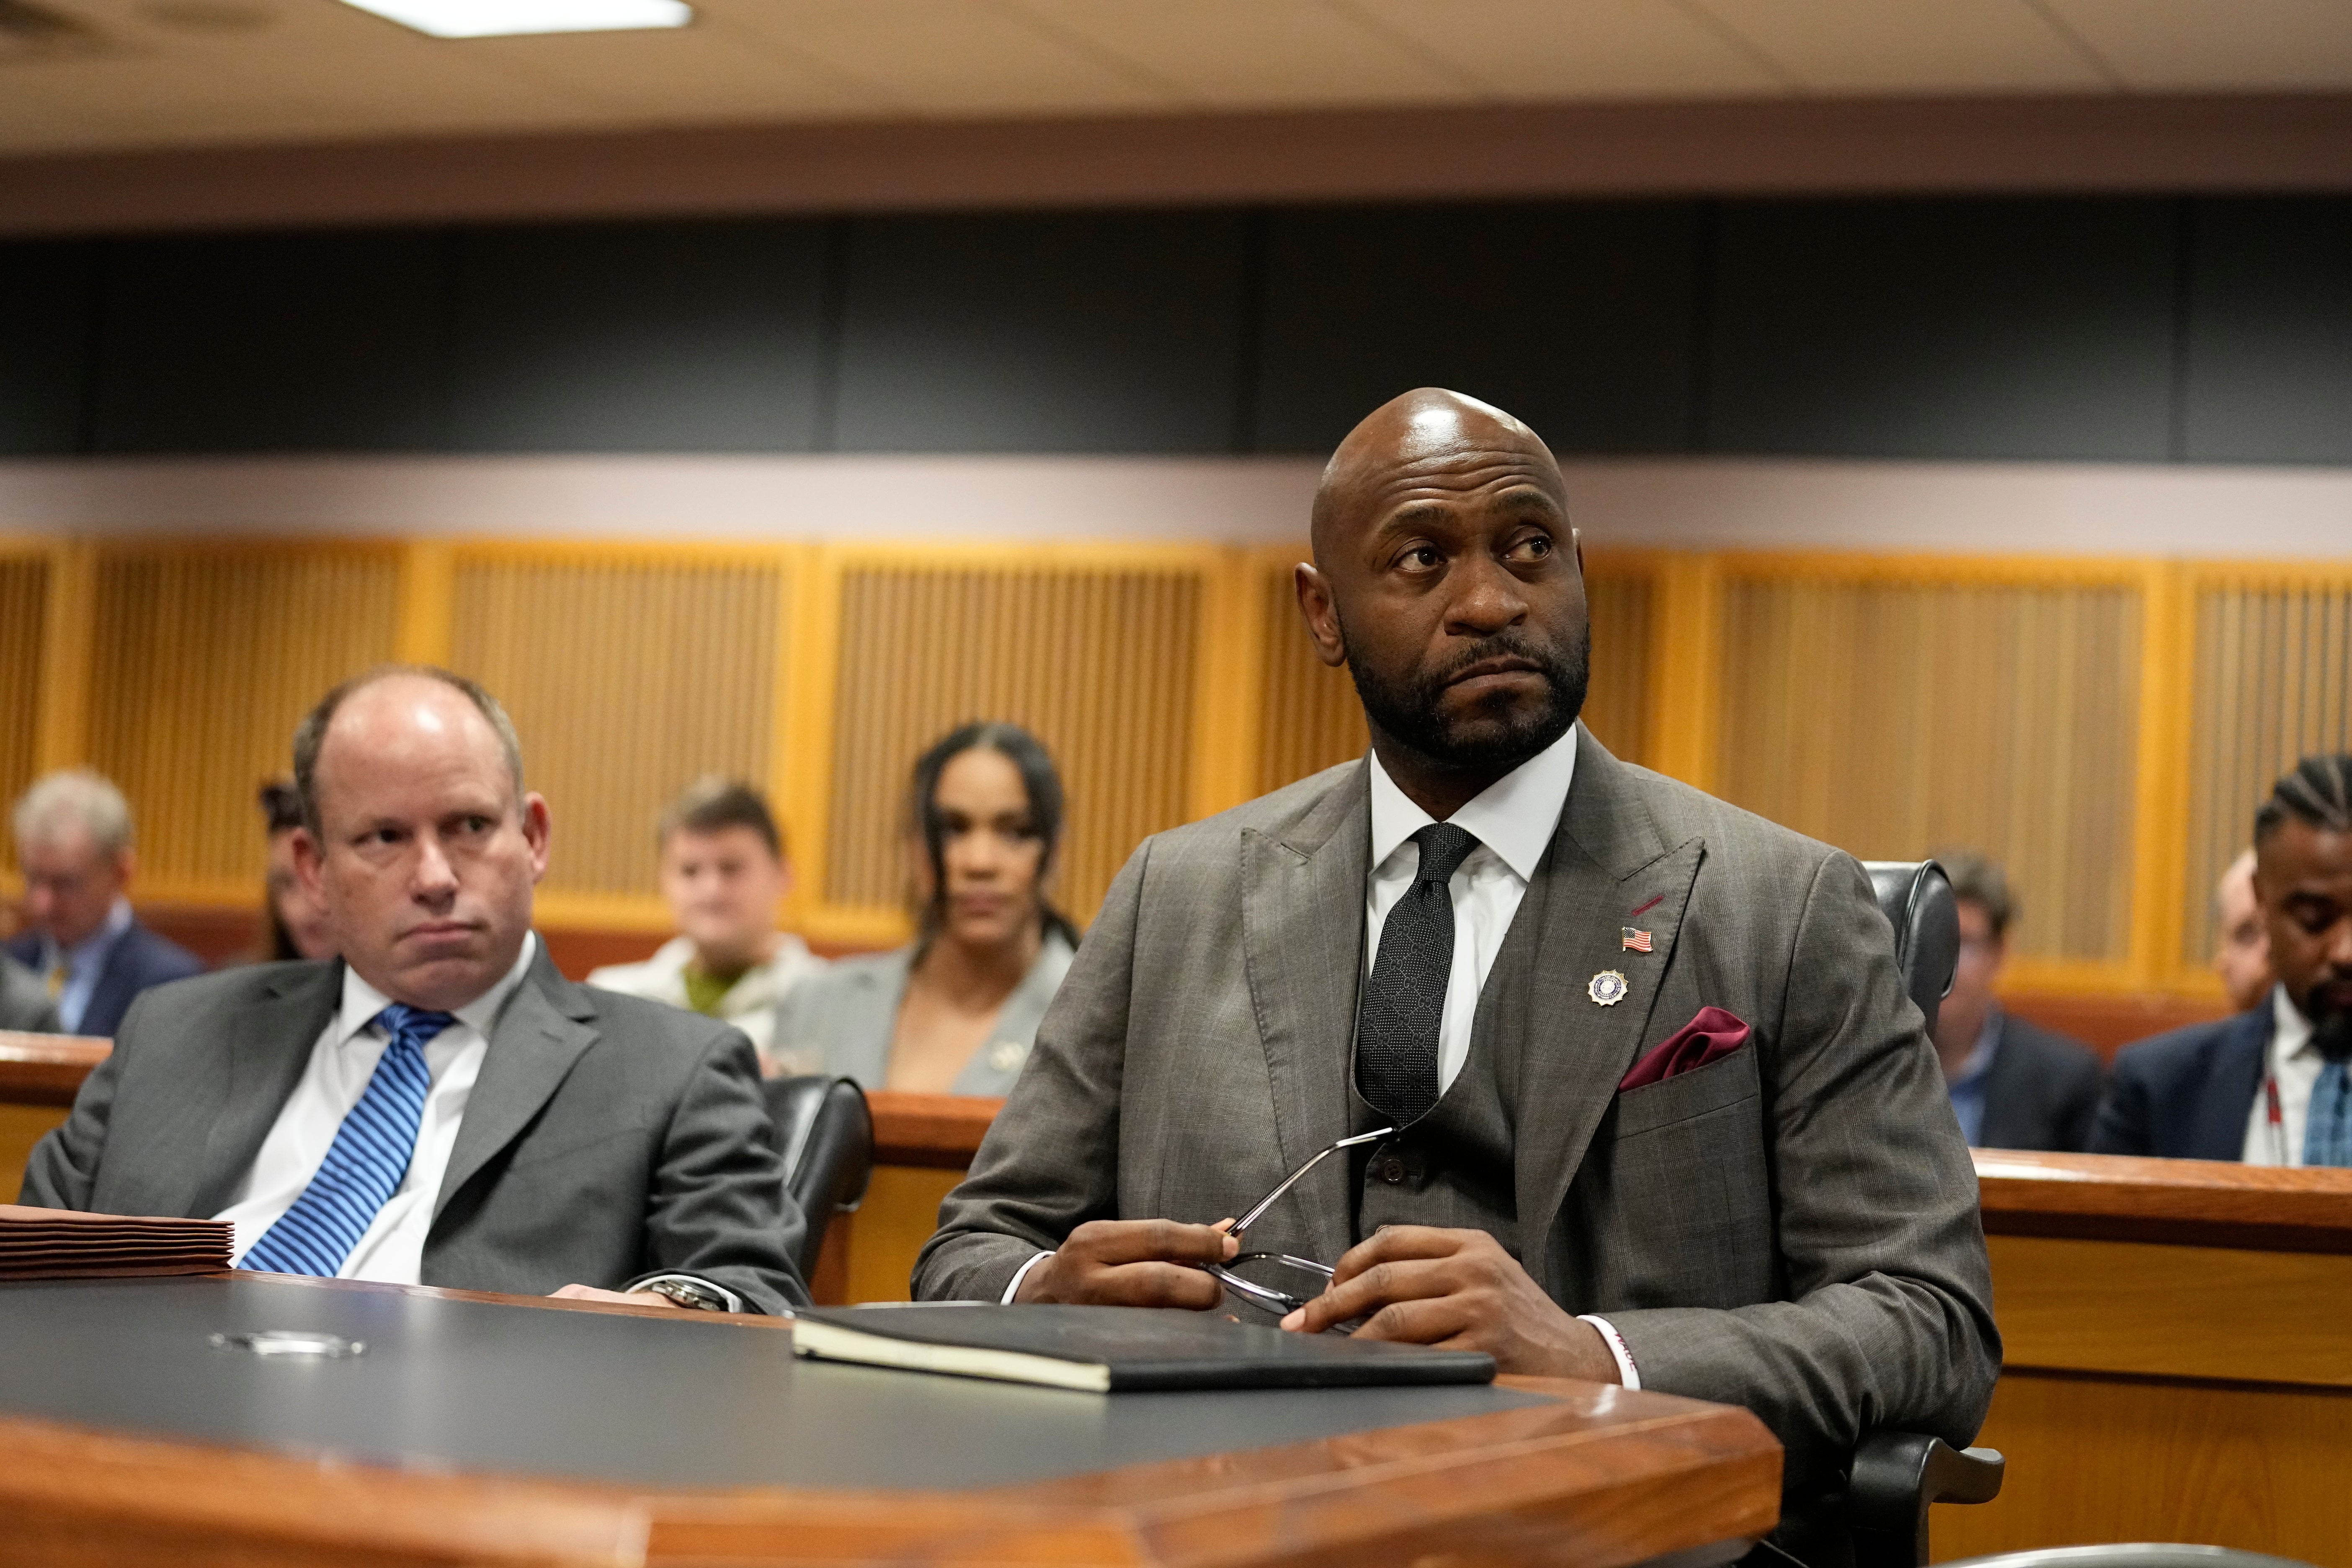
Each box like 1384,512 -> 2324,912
2094,754 -> 2352,1163
8,770 -> 203,1039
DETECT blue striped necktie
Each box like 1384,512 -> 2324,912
239,1003 -> 456,1277
2306,1060 -> 2352,1168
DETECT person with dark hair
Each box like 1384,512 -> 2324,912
23,665 -> 808,1314
256,779 -> 337,964
2095,754 -> 2352,1163
771,722 -> 1078,1095
588,776 -> 827,1069
1929,850 -> 2102,1150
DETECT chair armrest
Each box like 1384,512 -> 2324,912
1849,1431 -> 2006,1568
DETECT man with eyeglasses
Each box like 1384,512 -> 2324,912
917,390 -> 1996,1558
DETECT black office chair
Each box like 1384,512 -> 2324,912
1846,860 -> 2005,1568
762,1074 -> 875,1284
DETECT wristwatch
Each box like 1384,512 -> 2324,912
636,1277 -> 730,1312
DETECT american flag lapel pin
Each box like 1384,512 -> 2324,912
1621,927 -> 1654,954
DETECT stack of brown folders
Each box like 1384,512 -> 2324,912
0,1204 -> 232,1279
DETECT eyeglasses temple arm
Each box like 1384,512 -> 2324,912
1228,1127 -> 1395,1239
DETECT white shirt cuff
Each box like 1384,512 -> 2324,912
1002,1250 -> 1053,1304
1578,1313 -> 1640,1389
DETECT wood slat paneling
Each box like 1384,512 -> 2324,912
86,546 -> 400,897
1716,575 -> 2141,964
0,554 -> 46,879
2183,575 -> 2352,967
1582,569 -> 1655,766
447,552 -> 783,902
824,561 -> 1201,924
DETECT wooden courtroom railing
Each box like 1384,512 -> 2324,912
1958,1150 -> 2352,1567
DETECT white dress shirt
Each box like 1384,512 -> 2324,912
1362,722 -> 1577,1093
214,936 -> 536,1281
2241,985 -> 2320,1166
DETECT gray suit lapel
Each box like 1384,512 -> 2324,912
189,962 -> 343,1218
1240,763 -> 1370,1264
433,944 -> 599,1223
1513,730 -> 1704,1294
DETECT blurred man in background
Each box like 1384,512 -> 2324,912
2212,847 -> 2274,1014
8,769 -> 202,1038
1932,851 -> 2103,1151
589,777 -> 824,1072
0,952 -> 60,1032
2096,756 -> 2352,1163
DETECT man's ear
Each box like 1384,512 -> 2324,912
1294,562 -> 1347,671
521,793 -> 552,883
291,828 -> 325,898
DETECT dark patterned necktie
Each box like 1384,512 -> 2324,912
1356,823 -> 1479,1124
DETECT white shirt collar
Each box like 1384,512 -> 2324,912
335,932 -> 539,1048
1367,722 -> 1579,881
2272,983 -> 2316,1067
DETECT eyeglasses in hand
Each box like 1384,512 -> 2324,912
1201,1127 -> 1395,1315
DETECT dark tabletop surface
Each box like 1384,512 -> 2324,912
0,1276 -> 1547,1492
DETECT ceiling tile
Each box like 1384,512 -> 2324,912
706,0 -> 1179,117
1684,0 -> 2112,93
459,15 -> 885,124
1346,0 -> 1784,100
1012,0 -> 1472,109
2043,0 -> 2352,90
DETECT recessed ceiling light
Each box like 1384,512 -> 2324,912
337,0 -> 691,38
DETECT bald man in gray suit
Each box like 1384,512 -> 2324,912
917,392 -> 1997,1557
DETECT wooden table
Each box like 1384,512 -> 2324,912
0,1273 -> 1780,1568
1950,1150 -> 2352,1567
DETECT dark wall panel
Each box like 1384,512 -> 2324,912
831,211 -> 1246,453
449,220 -> 830,453
0,242 -> 95,456
1706,199 -> 2179,462
90,230 -> 448,454
1252,201 -> 1700,455
2184,198 -> 2352,465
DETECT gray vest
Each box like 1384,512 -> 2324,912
1349,848 -> 1555,1259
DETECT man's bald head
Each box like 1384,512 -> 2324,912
294,665 -> 523,838
1292,389 -> 1587,815
1311,388 -> 1566,564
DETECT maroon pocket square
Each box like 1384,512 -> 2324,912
1618,1007 -> 1751,1091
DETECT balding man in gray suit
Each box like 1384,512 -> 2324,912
917,391 -> 1997,1555
26,667 -> 806,1317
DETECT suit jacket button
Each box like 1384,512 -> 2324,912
1377,1155 -> 1408,1184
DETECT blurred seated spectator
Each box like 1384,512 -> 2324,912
588,778 -> 825,1070
256,780 -> 337,963
8,769 -> 202,1037
1932,850 -> 2103,1151
2212,847 -> 2274,1014
2095,755 -> 2352,1163
1,952 -> 60,1032
774,723 -> 1077,1094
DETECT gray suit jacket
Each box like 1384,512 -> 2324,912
22,941 -> 809,1314
917,730 -> 1998,1485
0,954 -> 61,1033
771,931 -> 1076,1096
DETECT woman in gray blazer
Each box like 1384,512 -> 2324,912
773,723 -> 1078,1096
